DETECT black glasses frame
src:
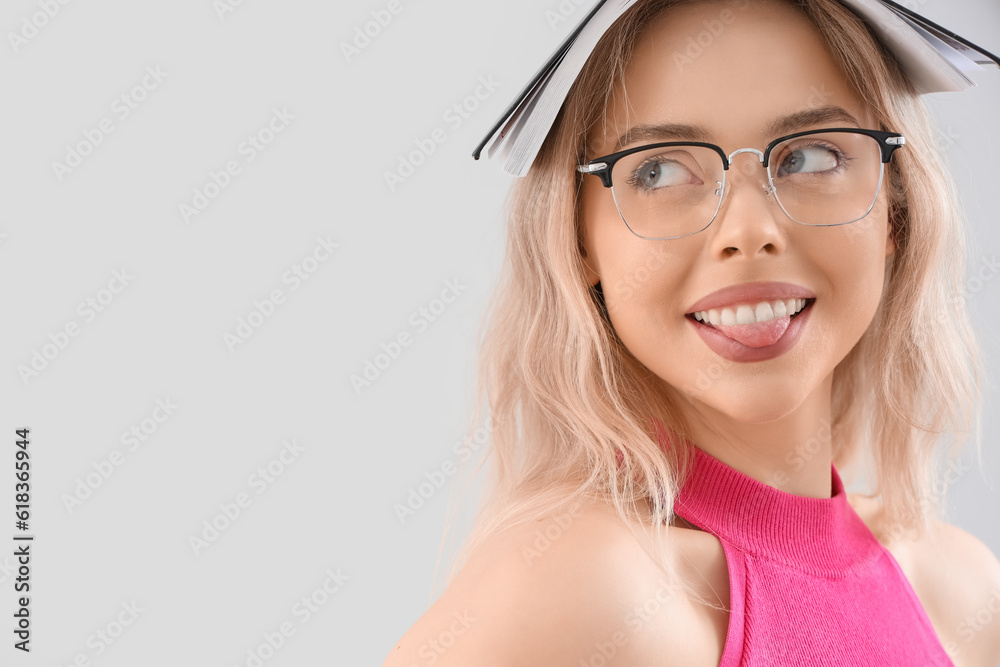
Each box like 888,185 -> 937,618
577,127 -> 906,189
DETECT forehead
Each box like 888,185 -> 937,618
593,0 -> 876,154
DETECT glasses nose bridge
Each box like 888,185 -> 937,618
724,146 -> 774,196
727,146 -> 765,168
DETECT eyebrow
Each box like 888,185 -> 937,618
613,122 -> 712,152
765,106 -> 861,138
612,106 -> 862,152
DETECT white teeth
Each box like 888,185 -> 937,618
735,305 -> 755,324
755,302 -> 775,322
692,298 -> 810,326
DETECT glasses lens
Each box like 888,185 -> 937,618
610,145 -> 725,239
767,131 -> 884,226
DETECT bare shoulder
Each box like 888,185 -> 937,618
847,492 -> 1000,667
382,499 -> 728,667
910,518 -> 1000,666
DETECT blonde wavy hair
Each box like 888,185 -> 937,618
436,0 -> 983,606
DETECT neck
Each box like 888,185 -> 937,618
679,374 -> 834,499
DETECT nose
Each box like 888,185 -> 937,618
707,149 -> 786,257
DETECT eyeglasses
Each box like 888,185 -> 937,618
577,128 -> 906,240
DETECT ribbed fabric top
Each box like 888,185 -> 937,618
672,445 -> 954,666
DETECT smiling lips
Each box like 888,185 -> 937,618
684,282 -> 817,359
691,298 -> 810,348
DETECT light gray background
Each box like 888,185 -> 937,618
0,0 -> 997,665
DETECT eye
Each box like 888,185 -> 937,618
776,145 -> 841,176
628,159 -> 700,191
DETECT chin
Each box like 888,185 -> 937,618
688,384 -> 812,425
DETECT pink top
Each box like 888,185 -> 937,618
672,445 -> 953,665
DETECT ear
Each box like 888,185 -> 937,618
579,192 -> 602,287
884,218 -> 896,259
581,249 -> 601,287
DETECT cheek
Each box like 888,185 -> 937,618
582,184 -> 694,349
812,209 -> 892,334
599,255 -> 702,385
602,266 -> 709,409
602,253 -> 683,324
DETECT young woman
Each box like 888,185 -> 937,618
385,0 -> 1000,664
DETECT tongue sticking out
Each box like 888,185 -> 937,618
711,315 -> 791,348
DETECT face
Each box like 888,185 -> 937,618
580,0 -> 896,426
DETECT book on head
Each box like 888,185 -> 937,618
472,0 -> 1000,178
